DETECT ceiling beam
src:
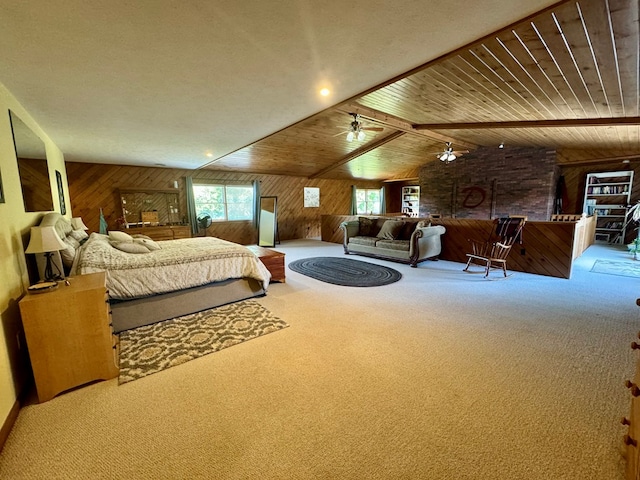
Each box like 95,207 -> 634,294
413,117 -> 640,130
336,103 -> 478,150
309,131 -> 406,179
557,153 -> 640,167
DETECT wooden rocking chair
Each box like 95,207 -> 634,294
463,216 -> 527,278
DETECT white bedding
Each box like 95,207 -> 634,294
73,233 -> 271,299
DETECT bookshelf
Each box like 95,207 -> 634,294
583,170 -> 633,244
401,186 -> 420,217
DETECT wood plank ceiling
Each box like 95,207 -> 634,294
205,0 -> 639,181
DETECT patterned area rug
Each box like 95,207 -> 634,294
118,300 -> 288,384
590,259 -> 640,278
288,256 -> 402,287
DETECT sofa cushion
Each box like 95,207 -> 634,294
349,236 -> 378,247
376,220 -> 404,240
375,239 -> 411,252
397,221 -> 417,240
358,217 -> 377,237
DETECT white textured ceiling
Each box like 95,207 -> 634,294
0,0 -> 559,170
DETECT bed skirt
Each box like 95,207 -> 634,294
110,277 -> 265,333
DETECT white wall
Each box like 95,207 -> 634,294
0,82 -> 69,427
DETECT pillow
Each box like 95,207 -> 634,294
110,241 -> 151,254
69,230 -> 89,242
358,217 -> 377,237
134,237 -> 161,251
397,221 -> 417,240
132,234 -> 153,241
416,220 -> 431,229
108,230 -> 134,243
60,238 -> 77,268
376,220 -> 404,240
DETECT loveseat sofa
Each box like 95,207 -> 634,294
340,217 -> 446,267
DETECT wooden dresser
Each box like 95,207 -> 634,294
121,224 -> 191,241
625,314 -> 640,479
19,272 -> 118,402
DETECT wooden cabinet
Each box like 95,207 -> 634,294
246,245 -> 285,283
401,186 -> 420,217
122,225 -> 191,241
19,272 -> 118,403
583,171 -> 633,244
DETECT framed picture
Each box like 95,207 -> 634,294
56,170 -> 66,215
304,187 -> 319,208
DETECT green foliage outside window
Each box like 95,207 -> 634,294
356,189 -> 381,215
193,184 -> 253,221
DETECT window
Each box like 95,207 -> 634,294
193,184 -> 254,221
356,188 -> 381,215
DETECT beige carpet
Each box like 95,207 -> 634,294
0,240 -> 637,479
118,300 -> 289,384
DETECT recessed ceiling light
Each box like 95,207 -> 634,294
319,88 -> 330,97
205,152 -> 213,158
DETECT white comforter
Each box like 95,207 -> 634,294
74,233 -> 271,299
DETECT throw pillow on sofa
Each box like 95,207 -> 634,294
397,221 -> 417,240
358,217 -> 377,236
376,220 -> 404,240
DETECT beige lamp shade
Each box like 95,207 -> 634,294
25,226 -> 67,254
71,217 -> 88,230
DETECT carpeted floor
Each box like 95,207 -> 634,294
1,241 -> 637,479
591,258 -> 640,278
118,300 -> 289,384
288,256 -> 402,286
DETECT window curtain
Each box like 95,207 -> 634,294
252,180 -> 260,229
185,176 -> 198,236
380,186 -> 386,214
350,185 -> 357,215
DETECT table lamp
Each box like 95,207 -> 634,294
71,217 -> 88,230
25,226 -> 67,282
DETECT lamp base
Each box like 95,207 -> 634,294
43,252 -> 64,282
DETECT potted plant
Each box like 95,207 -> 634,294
625,202 -> 640,260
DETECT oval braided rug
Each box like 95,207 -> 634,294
288,256 -> 402,287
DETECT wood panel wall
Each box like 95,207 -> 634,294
66,162 -> 381,245
431,218 -> 578,279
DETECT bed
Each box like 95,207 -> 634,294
39,213 -> 271,332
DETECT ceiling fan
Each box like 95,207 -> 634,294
334,113 -> 384,142
433,142 -> 468,163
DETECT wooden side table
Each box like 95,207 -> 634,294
246,245 -> 286,283
19,272 -> 118,402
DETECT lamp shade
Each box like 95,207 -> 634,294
71,217 -> 88,230
25,226 -> 67,254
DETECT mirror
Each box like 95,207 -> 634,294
119,189 -> 182,227
258,196 -> 277,247
9,110 -> 53,212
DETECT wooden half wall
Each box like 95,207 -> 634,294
321,215 -> 595,279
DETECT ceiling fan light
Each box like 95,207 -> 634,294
357,130 -> 365,141
448,153 -> 456,161
439,153 -> 448,162
346,131 -> 355,142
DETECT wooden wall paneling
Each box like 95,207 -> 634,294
67,162 -> 381,245
431,218 -> 576,278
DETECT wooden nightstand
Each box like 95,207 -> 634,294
246,245 -> 286,283
19,272 -> 118,403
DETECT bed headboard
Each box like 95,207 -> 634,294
37,212 -> 87,271
38,212 -> 73,242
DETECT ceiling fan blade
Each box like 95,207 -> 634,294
332,131 -> 348,137
362,127 -> 384,132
